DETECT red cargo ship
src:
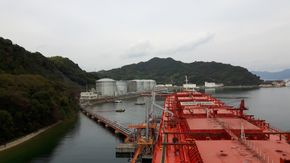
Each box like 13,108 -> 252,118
152,91 -> 290,163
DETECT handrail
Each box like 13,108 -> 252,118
81,108 -> 133,136
212,116 -> 275,163
241,139 -> 274,163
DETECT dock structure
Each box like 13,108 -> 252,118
116,143 -> 136,157
80,108 -> 133,138
81,93 -> 142,105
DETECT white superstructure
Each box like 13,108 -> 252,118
183,76 -> 197,89
183,83 -> 197,89
204,82 -> 224,88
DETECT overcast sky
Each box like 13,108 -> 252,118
1,0 -> 290,72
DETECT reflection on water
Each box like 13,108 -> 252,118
31,114 -> 128,163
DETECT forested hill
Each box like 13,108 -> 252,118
0,37 -> 98,144
99,57 -> 262,85
48,56 -> 98,86
0,37 -> 99,86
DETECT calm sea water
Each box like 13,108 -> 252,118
208,87 -> 290,131
11,88 -> 290,162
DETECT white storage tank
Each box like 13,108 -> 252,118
128,79 -> 156,92
148,80 -> 156,90
136,80 -> 144,92
128,80 -> 137,93
96,78 -> 117,96
143,80 -> 150,91
116,80 -> 128,95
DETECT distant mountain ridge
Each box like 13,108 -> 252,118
252,69 -> 290,80
98,57 -> 262,86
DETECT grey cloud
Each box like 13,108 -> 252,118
122,34 -> 215,59
123,41 -> 152,58
1,0 -> 290,71
123,33 -> 215,59
164,33 -> 215,55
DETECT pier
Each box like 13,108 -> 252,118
80,108 -> 133,138
81,93 -> 143,105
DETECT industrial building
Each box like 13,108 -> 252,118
182,75 -> 197,89
80,91 -> 98,101
204,81 -> 224,88
182,83 -> 197,89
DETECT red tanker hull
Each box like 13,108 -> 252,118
152,91 -> 290,163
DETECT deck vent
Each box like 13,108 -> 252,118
219,150 -> 228,157
276,150 -> 283,153
220,153 -> 228,157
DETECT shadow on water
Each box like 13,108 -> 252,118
0,114 -> 79,163
31,115 -> 82,163
31,113 -> 128,163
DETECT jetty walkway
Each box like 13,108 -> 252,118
80,108 -> 133,138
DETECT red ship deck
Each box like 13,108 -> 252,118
152,91 -> 290,163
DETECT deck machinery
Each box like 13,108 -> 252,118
151,91 -> 290,163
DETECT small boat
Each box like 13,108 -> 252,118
80,101 -> 91,107
113,100 -> 122,103
115,108 -> 125,112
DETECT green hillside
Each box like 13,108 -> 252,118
49,56 -> 98,86
0,37 -> 99,86
0,74 -> 79,144
0,37 -> 98,144
0,38 -> 63,79
99,57 -> 262,85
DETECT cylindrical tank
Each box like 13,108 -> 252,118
149,80 -> 156,90
127,79 -> 156,92
116,80 -> 127,95
96,78 -> 117,96
136,80 -> 144,92
128,80 -> 137,93
143,80 -> 150,91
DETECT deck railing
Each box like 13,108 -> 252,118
80,108 -> 133,137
